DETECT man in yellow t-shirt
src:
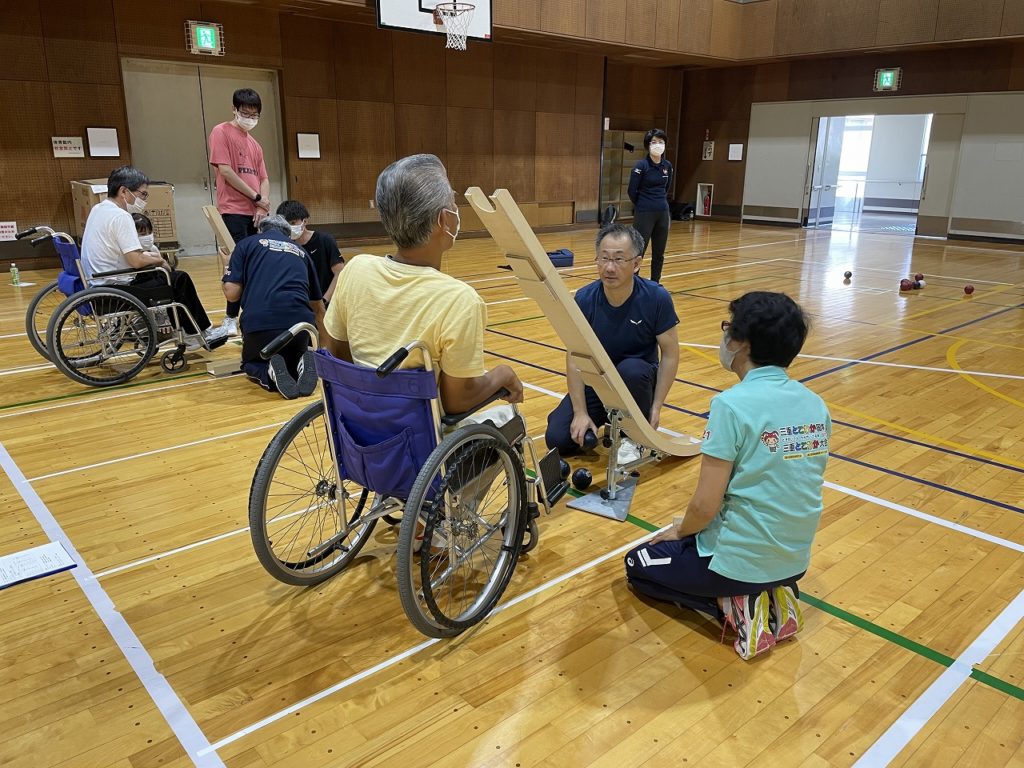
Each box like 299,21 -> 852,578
323,154 -> 522,414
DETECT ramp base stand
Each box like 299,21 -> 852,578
567,477 -> 638,522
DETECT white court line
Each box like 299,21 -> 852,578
0,331 -> 28,340
680,342 -> 1024,381
854,588 -> 1024,767
26,422 -> 284,482
779,258 -> 1015,286
198,526 -> 661,756
0,441 -> 224,767
0,363 -> 52,377
0,376 -> 215,421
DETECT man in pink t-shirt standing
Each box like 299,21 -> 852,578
208,87 -> 270,336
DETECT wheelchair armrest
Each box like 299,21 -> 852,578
260,329 -> 296,360
440,388 -> 510,427
15,227 -> 39,240
91,265 -> 170,282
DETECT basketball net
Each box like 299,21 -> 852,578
433,2 -> 475,51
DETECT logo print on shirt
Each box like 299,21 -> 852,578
761,430 -> 780,452
629,319 -> 642,326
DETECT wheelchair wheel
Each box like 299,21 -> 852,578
160,349 -> 187,373
46,288 -> 157,387
25,280 -> 65,361
396,422 -> 528,638
250,400 -> 377,586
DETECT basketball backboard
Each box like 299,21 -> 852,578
377,0 -> 493,42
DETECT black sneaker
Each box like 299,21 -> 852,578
268,354 -> 300,399
296,350 -> 319,397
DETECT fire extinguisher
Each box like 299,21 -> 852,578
703,190 -> 712,216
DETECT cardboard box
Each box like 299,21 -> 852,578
70,179 -> 177,248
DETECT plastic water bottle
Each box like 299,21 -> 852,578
10,264 -> 19,286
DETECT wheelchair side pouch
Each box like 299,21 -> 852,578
334,419 -> 420,500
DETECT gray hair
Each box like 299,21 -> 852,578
595,223 -> 645,258
376,154 -> 455,249
258,214 -> 291,237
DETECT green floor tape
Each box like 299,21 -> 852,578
0,371 -> 205,412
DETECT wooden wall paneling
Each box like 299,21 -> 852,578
625,0 -> 660,48
41,0 -> 120,85
334,23 -> 394,103
338,100 -> 395,222
281,13 -> 336,99
655,0 -> 681,51
446,44 -> 494,109
677,0 -> 712,55
773,0 -> 824,55
196,1 -> 282,68
0,0 -> 46,82
875,0 -> 940,46
541,0 -> 588,37
740,0 -> 778,59
935,0 -> 1006,40
394,104 -> 447,163
709,0 -> 742,59
751,62 -> 790,102
1003,0 -> 1024,34
493,0 -> 541,29
573,112 -> 601,214
392,33 -> 447,106
586,0 -> 628,42
493,44 -> 537,112
535,49 -> 577,114
50,83 -> 131,189
775,0 -> 881,54
284,96 -> 344,224
574,54 -> 604,116
493,110 -> 537,201
446,106 -> 494,200
603,62 -> 631,122
1010,42 -> 1024,89
112,0 -> 202,61
535,112 -> 574,201
0,82 -> 68,231
825,0 -> 881,50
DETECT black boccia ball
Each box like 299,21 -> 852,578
572,468 -> 593,491
559,459 -> 571,481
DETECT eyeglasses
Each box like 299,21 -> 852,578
237,110 -> 260,119
595,256 -> 639,266
128,189 -> 149,200
721,320 -> 731,332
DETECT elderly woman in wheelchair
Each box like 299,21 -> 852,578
246,154 -> 569,637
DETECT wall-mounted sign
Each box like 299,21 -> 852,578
702,141 -> 714,161
874,67 -> 902,92
728,143 -> 744,161
52,136 -> 84,158
86,127 -> 120,157
0,222 -> 17,241
186,20 -> 225,56
297,133 -> 321,159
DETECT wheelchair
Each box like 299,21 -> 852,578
16,225 -> 228,387
248,323 -> 570,638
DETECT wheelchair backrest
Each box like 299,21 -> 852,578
314,350 -> 440,501
54,239 -> 86,295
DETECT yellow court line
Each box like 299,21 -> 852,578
679,346 -> 1024,470
947,338 -> 1024,412
899,284 -> 1017,322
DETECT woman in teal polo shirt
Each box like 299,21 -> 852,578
624,291 -> 831,660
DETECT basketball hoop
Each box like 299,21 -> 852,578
433,2 -> 475,51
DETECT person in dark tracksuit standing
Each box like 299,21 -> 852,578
628,128 -> 673,284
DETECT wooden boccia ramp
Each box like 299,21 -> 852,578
466,186 -> 701,520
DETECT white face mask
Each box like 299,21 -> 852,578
235,112 -> 259,132
719,331 -> 739,372
442,207 -> 461,243
139,234 -> 155,250
649,142 -> 665,156
289,224 -> 304,240
126,189 -> 147,214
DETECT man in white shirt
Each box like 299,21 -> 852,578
82,167 -> 223,340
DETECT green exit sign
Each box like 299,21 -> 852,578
874,67 -> 902,92
186,21 -> 225,56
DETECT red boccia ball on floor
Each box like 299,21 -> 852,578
964,284 -> 975,295
900,279 -> 913,291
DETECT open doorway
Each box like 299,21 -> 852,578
804,113 -> 932,234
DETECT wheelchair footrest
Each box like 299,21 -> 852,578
206,334 -> 230,351
537,447 -> 569,507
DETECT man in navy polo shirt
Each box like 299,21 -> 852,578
545,223 -> 680,461
222,215 -> 325,399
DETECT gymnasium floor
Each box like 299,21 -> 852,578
1,219 -> 1022,767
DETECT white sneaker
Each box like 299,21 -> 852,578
220,316 -> 239,337
616,438 -> 641,466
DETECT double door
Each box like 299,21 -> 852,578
122,59 -> 286,255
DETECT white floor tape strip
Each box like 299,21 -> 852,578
0,441 -> 224,768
